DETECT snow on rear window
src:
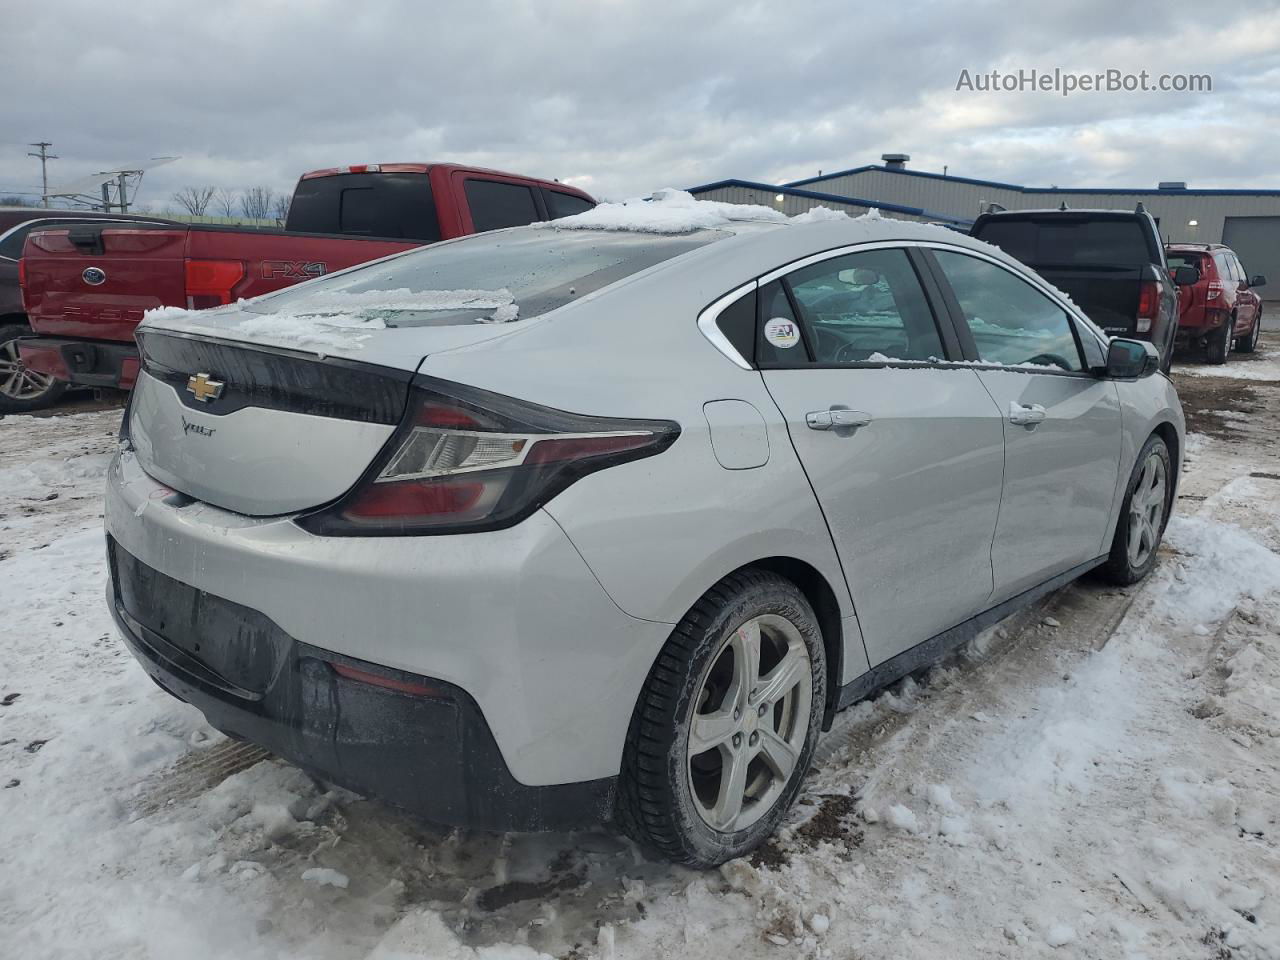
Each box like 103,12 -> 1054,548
541,188 -> 788,234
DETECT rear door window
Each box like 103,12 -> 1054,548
933,250 -> 1085,372
544,190 -> 595,220
784,248 -> 946,363
464,179 -> 541,232
285,173 -> 441,242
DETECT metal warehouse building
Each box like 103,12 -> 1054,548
689,154 -> 1280,303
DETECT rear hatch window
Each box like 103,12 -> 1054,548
285,172 -> 441,242
974,217 -> 1152,266
1166,252 -> 1208,272
242,227 -> 725,329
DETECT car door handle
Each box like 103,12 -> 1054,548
806,409 -> 873,431
1008,402 -> 1047,425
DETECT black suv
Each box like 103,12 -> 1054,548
971,207 -> 1196,372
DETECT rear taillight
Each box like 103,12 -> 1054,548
297,378 -> 680,536
1135,280 -> 1160,333
185,258 -> 245,309
17,258 -> 26,310
1206,280 -> 1223,301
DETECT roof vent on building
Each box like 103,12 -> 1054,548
1157,181 -> 1187,190
881,153 -> 910,169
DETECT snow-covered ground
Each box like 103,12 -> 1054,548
3,344 -> 1279,960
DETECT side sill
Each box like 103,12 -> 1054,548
836,556 -> 1107,710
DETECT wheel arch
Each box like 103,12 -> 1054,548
724,555 -> 845,730
1151,420 -> 1181,509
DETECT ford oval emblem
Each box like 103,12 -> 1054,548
82,266 -> 107,286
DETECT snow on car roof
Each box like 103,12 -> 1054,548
540,187 -> 887,235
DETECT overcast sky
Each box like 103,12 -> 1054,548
3,0 -> 1277,211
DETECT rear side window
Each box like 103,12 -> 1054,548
933,251 -> 1084,372
464,180 -> 541,232
975,218 -> 1152,266
1214,252 -> 1235,282
756,281 -> 807,365
785,249 -> 945,363
285,173 -> 441,242
545,190 -> 595,220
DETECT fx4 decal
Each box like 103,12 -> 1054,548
261,260 -> 328,280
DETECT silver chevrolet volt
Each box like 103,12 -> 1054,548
107,209 -> 1183,866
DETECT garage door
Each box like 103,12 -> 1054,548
1222,216 -> 1280,302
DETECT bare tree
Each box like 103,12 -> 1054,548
171,185 -> 217,217
239,186 -> 275,221
0,195 -> 27,207
214,188 -> 238,218
271,193 -> 291,225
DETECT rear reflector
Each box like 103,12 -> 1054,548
185,258 -> 245,309
331,662 -> 447,698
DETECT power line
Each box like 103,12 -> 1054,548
27,142 -> 58,208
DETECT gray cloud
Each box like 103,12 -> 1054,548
2,0 -> 1277,210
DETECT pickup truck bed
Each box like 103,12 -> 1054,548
20,223 -> 413,388
19,163 -> 594,394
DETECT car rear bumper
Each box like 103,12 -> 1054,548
104,446 -> 671,798
107,537 -> 614,831
19,336 -> 139,389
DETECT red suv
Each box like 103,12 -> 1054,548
1167,243 -> 1266,363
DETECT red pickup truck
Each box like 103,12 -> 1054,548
18,163 -> 594,406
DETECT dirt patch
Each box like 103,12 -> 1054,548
1172,375 -> 1265,441
752,793 -> 864,869
477,869 -> 586,912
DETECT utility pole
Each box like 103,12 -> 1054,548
27,142 -> 58,208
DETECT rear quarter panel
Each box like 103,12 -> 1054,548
415,255 -> 865,679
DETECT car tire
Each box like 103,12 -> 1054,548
0,324 -> 67,414
1101,433 -> 1173,586
1205,315 -> 1234,365
1235,312 -> 1261,354
616,569 -> 826,867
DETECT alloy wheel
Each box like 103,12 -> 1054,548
686,614 -> 812,832
0,338 -> 56,401
1127,452 -> 1167,568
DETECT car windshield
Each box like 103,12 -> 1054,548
243,227 -> 726,326
1166,253 -> 1206,270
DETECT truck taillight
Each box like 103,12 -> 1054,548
297,378 -> 679,536
17,258 -> 25,290
1135,280 -> 1159,333
1206,280 -> 1223,301
185,258 -> 245,309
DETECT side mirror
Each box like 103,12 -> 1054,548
1250,274 -> 1267,288
1106,338 -> 1160,380
1173,265 -> 1199,286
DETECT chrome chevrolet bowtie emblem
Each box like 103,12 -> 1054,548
185,372 -> 225,402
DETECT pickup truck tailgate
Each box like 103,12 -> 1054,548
25,226 -> 188,339
1032,265 -> 1145,336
